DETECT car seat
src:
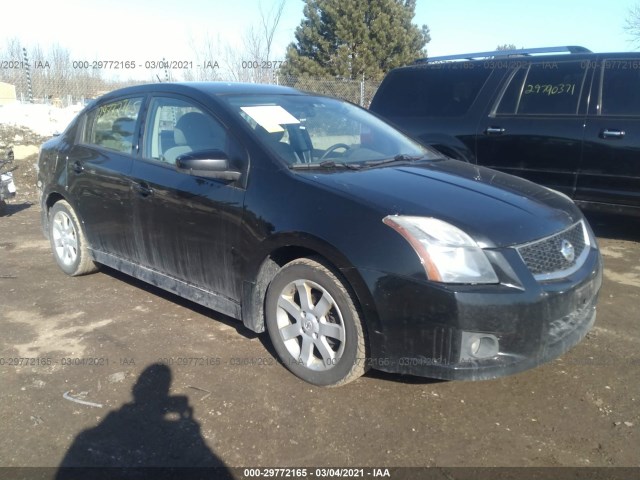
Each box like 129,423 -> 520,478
163,112 -> 225,164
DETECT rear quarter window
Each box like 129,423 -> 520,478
495,61 -> 587,115
83,97 -> 143,154
372,66 -> 491,117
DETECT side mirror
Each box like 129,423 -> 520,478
176,150 -> 241,181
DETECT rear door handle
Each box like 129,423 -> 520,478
600,129 -> 625,139
132,181 -> 153,197
484,126 -> 506,135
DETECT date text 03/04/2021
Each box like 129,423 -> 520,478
242,468 -> 391,478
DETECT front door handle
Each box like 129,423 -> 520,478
132,181 -> 154,197
484,126 -> 506,135
72,161 -> 84,173
601,129 -> 625,139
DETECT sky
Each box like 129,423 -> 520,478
0,0 -> 636,79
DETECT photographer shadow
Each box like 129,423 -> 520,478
0,201 -> 31,217
56,363 -> 232,480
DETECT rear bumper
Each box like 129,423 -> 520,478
360,246 -> 603,380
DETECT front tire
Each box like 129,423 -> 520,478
49,200 -> 98,276
265,257 -> 368,386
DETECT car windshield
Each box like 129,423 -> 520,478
221,94 -> 441,167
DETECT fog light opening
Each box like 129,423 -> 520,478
461,332 -> 500,361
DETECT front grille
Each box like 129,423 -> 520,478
516,221 -> 588,280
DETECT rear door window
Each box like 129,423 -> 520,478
373,66 -> 491,117
495,61 -> 587,115
600,59 -> 640,116
83,97 -> 143,154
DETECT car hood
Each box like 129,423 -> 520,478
297,158 -> 582,248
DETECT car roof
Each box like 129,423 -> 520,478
398,50 -> 640,72
95,82 -> 303,103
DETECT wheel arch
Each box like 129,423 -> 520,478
41,191 -> 68,239
45,191 -> 67,210
240,234 -> 379,338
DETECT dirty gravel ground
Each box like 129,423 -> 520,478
0,149 -> 639,474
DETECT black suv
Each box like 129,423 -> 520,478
370,46 -> 640,217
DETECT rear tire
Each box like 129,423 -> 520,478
265,257 -> 368,386
49,200 -> 98,276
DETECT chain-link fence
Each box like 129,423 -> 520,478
0,68 -> 381,108
276,75 -> 380,107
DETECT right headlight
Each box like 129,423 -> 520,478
383,215 -> 499,284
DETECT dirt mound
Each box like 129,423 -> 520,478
0,124 -> 49,150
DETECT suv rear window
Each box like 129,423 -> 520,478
496,61 -> 586,115
373,67 -> 491,117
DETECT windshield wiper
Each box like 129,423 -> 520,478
289,160 -> 361,170
289,154 -> 426,170
363,153 -> 427,168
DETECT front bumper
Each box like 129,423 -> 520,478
360,245 -> 603,380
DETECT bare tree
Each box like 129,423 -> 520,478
236,0 -> 286,83
0,38 -> 26,92
47,44 -> 75,102
223,42 -> 253,83
185,32 -> 224,82
257,0 -> 286,83
259,0 -> 286,64
625,3 -> 640,47
2,38 -> 153,104
188,0 -> 286,83
30,44 -> 47,100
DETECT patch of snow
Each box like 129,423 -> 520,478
0,102 -> 84,137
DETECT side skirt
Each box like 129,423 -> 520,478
90,249 -> 242,320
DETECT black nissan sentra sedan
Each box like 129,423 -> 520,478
37,82 -> 602,386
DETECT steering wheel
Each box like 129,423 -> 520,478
319,143 -> 351,161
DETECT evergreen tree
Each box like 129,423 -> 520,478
282,0 -> 430,80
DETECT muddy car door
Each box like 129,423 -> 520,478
66,96 -> 144,258
129,95 -> 247,315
